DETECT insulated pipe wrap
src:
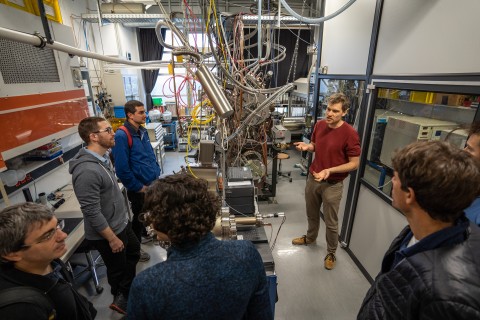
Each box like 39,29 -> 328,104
195,64 -> 234,119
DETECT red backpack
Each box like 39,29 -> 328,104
117,126 -> 133,148
109,126 -> 132,165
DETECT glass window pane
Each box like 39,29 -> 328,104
162,52 -> 172,61
151,66 -> 218,108
363,87 -> 478,197
162,31 -> 213,53
317,79 -> 365,125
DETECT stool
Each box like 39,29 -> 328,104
68,240 -> 104,294
277,152 -> 292,183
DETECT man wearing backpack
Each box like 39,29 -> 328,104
112,100 -> 161,262
0,202 -> 97,319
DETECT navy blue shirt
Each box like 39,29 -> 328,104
128,233 -> 272,320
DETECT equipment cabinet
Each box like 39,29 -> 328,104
162,121 -> 177,150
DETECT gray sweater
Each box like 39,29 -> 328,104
69,148 -> 128,240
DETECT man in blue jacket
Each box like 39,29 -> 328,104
112,100 -> 161,262
357,141 -> 480,319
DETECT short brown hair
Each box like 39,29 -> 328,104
392,140 -> 480,222
469,121 -> 480,142
142,174 -> 220,247
328,93 -> 350,112
124,100 -> 144,118
78,116 -> 105,144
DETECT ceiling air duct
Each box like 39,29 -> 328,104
100,3 -> 145,14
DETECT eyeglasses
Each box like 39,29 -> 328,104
20,219 -> 65,249
93,127 -> 114,134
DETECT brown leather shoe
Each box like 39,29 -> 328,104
292,235 -> 315,245
324,253 -> 336,270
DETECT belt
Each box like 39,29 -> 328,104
325,179 -> 340,185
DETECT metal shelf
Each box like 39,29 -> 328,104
81,13 -> 167,24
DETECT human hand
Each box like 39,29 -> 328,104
294,142 -> 309,151
313,169 -> 330,182
109,237 -> 124,253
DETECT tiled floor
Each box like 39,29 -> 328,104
76,148 -> 370,319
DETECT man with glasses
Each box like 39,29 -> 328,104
0,202 -> 96,319
69,116 -> 140,315
112,100 -> 161,262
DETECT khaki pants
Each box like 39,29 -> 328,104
305,174 -> 344,254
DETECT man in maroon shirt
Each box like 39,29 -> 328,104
292,93 -> 361,270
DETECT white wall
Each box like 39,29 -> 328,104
60,0 -> 145,103
59,0 -> 102,82
349,186 -> 407,278
92,24 -> 145,103
116,25 -> 145,104
59,0 -> 97,29
321,0 -> 376,75
374,0 -> 480,75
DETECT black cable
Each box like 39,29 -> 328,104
264,223 -> 273,245
270,215 -> 286,251
37,0 -> 54,45
224,203 -> 250,217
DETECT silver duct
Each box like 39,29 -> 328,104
195,64 -> 234,119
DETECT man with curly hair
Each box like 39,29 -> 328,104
357,141 -> 480,319
127,174 -> 272,320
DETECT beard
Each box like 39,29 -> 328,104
99,137 -> 115,149
134,118 -> 145,125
